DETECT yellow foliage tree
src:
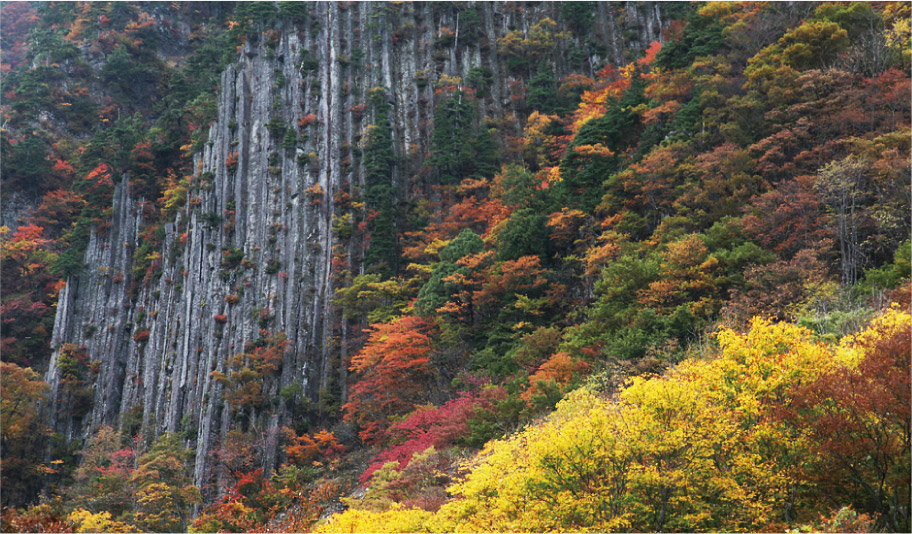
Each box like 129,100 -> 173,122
67,509 -> 138,533
314,503 -> 434,533
317,308 -> 908,532
129,433 -> 201,532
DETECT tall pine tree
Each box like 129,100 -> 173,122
427,91 -> 498,184
363,87 -> 399,274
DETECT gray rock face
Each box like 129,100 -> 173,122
44,1 -> 669,496
1,192 -> 37,234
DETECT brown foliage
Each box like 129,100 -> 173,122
780,320 -> 911,531
724,248 -> 829,323
742,174 -> 832,259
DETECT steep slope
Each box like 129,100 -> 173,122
41,1 -> 671,495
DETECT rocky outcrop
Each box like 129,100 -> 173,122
45,1 -> 671,496
0,192 -> 36,234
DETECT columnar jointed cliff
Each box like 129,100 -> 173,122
44,1 -> 670,495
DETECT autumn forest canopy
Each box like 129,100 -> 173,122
0,1 -> 910,533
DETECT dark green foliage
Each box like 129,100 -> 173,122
8,64 -> 66,116
558,115 -> 627,212
466,67 -> 493,98
495,165 -> 546,210
221,248 -> 244,269
280,382 -> 304,405
505,55 -> 529,76
32,2 -> 77,30
428,92 -> 475,184
560,2 -> 597,35
439,228 -> 486,263
0,133 -> 54,193
654,9 -> 725,70
55,346 -> 94,418
701,219 -> 776,275
363,88 -> 399,275
100,45 -> 163,103
469,126 -> 500,182
670,96 -> 705,138
427,92 -> 498,184
599,254 -> 658,317
234,1 -> 279,32
200,211 -> 222,229
53,235 -> 88,277
297,152 -> 314,167
151,19 -> 233,167
566,42 -> 589,72
859,239 -> 912,292
526,63 -> 562,114
82,114 -> 146,175
633,120 -> 671,161
27,28 -> 79,64
568,223 -> 776,361
416,261 -> 464,317
565,251 -> 670,360
282,129 -> 298,150
607,305 -> 695,361
416,229 -> 484,315
279,2 -> 309,24
50,159 -> 121,277
473,330 -> 524,377
179,413 -> 197,441
456,7 -> 482,46
266,116 -> 287,139
496,209 -> 550,262
103,2 -> 140,28
299,50 -> 319,73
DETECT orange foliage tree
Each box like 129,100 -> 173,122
284,428 -> 345,466
343,316 -> 438,444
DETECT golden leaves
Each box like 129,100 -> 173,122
320,309 -> 910,532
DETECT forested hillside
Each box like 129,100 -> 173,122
1,2 -> 909,532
